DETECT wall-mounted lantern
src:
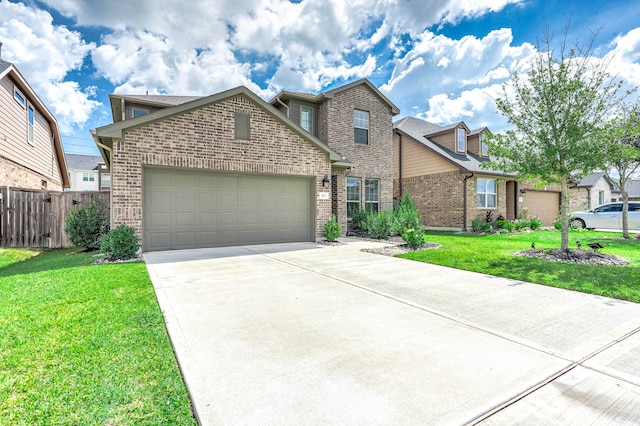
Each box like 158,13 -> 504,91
322,175 -> 330,189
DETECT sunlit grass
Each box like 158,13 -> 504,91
0,248 -> 196,425
400,230 -> 640,302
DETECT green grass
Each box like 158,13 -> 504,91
0,248 -> 196,425
400,230 -> 640,303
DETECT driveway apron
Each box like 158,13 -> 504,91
144,239 -> 640,425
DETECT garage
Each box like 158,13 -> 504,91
143,168 -> 313,251
522,190 -> 560,227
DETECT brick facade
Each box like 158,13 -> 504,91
0,155 -> 63,190
319,84 -> 394,232
395,172 -> 508,230
109,94 -> 332,240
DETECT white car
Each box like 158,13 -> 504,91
571,202 -> 640,230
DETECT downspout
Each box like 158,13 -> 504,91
275,96 -> 290,118
396,130 -> 403,198
94,137 -> 114,229
462,172 -> 474,231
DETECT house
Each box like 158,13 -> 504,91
393,116 -> 561,228
65,153 -> 110,191
570,172 -> 640,211
0,49 -> 69,190
92,79 -> 399,251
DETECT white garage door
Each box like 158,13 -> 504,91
522,190 -> 560,227
143,168 -> 313,251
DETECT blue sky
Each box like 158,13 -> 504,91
1,0 -> 639,156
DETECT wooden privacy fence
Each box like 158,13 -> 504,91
0,187 -> 110,249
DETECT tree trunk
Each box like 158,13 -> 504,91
620,177 -> 630,239
560,178 -> 570,250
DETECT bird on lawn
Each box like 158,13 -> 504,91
576,241 -> 581,249
531,242 -> 536,249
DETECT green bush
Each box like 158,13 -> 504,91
401,227 -> 425,249
365,210 -> 393,239
393,193 -> 421,235
529,218 -> 542,230
479,221 -> 492,232
471,217 -> 484,232
323,214 -> 342,242
350,207 -> 369,231
64,198 -> 109,250
100,224 -> 141,260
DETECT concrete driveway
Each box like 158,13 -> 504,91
144,239 -> 640,425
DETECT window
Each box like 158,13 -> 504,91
346,177 -> 361,221
595,204 -> 622,213
477,178 -> 496,208
101,173 -> 111,188
14,86 -> 26,107
598,191 -> 604,206
300,106 -> 313,133
132,108 -> 149,118
354,110 -> 369,145
27,105 -> 35,146
480,133 -> 488,156
83,172 -> 95,182
457,128 -> 466,152
365,179 -> 379,213
629,203 -> 640,212
234,113 -> 250,140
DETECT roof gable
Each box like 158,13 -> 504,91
94,85 -> 344,167
271,78 -> 400,115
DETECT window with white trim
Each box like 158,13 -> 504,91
457,128 -> 466,152
480,133 -> 488,156
27,104 -> 35,146
365,179 -> 379,213
132,108 -> 149,118
346,177 -> 361,221
354,110 -> 369,145
83,172 -> 95,182
300,106 -> 313,133
14,86 -> 26,107
477,178 -> 496,208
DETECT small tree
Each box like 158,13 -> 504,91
100,224 -> 141,260
603,102 -> 640,238
485,26 -> 628,250
323,214 -> 342,242
64,198 -> 109,250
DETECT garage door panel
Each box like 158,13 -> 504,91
173,212 -> 196,227
144,168 -> 312,251
522,191 -> 560,227
147,212 -> 171,229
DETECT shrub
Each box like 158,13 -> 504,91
365,210 -> 393,239
471,217 -> 484,232
350,207 -> 369,231
402,227 -> 425,249
323,214 -> 342,242
479,221 -> 492,232
64,198 -> 109,250
100,224 -> 141,260
393,193 -> 421,235
529,218 -> 542,230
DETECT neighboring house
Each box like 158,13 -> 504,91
570,172 -> 640,212
65,153 -> 110,191
92,79 -> 399,251
393,116 -> 562,229
0,52 -> 69,190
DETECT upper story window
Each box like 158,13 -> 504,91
354,110 -> 369,145
300,106 -> 313,133
480,133 -> 488,156
235,113 -> 250,140
14,86 -> 26,107
132,108 -> 149,118
101,173 -> 111,189
457,128 -> 466,152
83,172 -> 95,182
27,104 -> 35,146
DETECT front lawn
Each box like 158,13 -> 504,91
400,230 -> 640,303
0,248 -> 196,425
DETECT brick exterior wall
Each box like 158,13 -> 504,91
0,155 -> 63,190
395,172 -> 508,230
320,85 -> 394,216
110,94 -> 332,241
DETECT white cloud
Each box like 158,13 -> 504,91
0,0 -> 99,133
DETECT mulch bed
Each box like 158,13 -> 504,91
514,249 -> 629,265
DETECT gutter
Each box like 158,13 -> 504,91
274,95 -> 290,118
462,172 -> 474,231
396,130 -> 403,197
